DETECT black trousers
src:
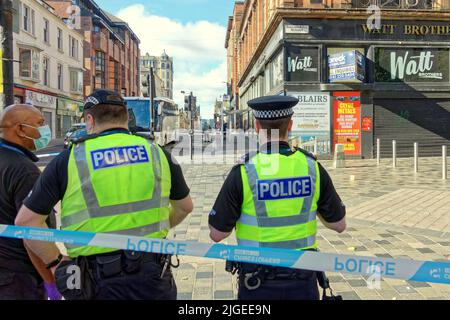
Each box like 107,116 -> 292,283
92,260 -> 177,300
237,270 -> 320,300
0,268 -> 45,300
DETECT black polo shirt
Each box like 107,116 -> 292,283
209,141 -> 346,233
0,139 -> 42,274
24,129 -> 190,216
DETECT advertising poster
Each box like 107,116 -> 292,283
329,50 -> 365,83
290,92 -> 330,136
286,46 -> 320,82
333,92 -> 361,155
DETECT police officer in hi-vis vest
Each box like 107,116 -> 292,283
16,89 -> 193,300
208,95 -> 346,300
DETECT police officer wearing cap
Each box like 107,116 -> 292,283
208,95 -> 346,300
16,89 -> 194,300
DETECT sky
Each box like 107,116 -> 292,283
95,0 -> 235,119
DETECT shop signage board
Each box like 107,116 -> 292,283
25,90 -> 57,109
333,92 -> 362,156
329,50 -> 365,83
375,47 -> 450,83
286,46 -> 320,82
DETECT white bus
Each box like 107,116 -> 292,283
125,97 -> 179,145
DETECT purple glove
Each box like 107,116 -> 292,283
44,282 -> 62,300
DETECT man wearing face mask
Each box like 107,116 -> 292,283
0,104 -> 60,300
16,89 -> 193,300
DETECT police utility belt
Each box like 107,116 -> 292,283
226,261 -> 342,300
55,250 -> 179,300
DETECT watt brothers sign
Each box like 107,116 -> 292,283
375,48 -> 450,83
284,19 -> 450,42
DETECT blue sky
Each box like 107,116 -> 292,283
95,0 -> 235,118
96,0 -> 234,27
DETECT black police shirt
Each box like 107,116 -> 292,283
24,129 -> 190,216
209,141 -> 346,233
0,138 -> 55,274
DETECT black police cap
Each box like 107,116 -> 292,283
83,89 -> 126,111
247,95 -> 298,120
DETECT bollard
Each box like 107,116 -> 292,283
376,138 -> 380,165
334,144 -> 345,168
414,142 -> 418,173
392,140 -> 397,168
443,146 -> 448,180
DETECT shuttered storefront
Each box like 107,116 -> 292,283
374,99 -> 450,157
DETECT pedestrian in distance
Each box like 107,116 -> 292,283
15,89 -> 193,300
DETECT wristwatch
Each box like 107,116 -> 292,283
46,254 -> 63,270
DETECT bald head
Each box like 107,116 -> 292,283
0,104 -> 45,151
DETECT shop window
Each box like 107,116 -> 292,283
286,46 -> 320,83
19,48 -> 40,81
270,50 -> 283,90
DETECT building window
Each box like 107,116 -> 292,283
23,4 -> 35,35
43,57 -> 50,86
69,36 -> 79,59
57,63 -> 63,90
19,48 -> 39,80
70,70 -> 83,93
95,51 -> 106,88
57,28 -> 63,51
43,19 -> 50,43
93,25 -> 101,33
270,50 -> 283,89
161,62 -> 166,69
114,62 -> 119,92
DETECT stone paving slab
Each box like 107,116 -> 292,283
170,156 -> 450,300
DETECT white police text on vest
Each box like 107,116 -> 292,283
91,145 -> 149,170
257,176 -> 312,201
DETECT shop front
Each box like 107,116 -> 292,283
239,18 -> 450,158
56,97 -> 83,138
25,89 -> 57,139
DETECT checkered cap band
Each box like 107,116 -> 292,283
253,108 -> 294,119
85,96 -> 100,106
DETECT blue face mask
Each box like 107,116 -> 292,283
22,124 -> 52,150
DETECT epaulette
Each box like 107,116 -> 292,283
71,133 -> 101,145
294,147 -> 317,161
133,132 -> 156,141
235,151 -> 259,166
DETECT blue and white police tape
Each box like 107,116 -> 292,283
0,224 -> 448,285
37,152 -> 61,159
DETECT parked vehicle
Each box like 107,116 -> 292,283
64,123 -> 87,149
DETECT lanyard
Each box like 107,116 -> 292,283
0,142 -> 26,157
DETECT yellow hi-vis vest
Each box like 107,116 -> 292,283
236,150 -> 320,250
61,133 -> 171,258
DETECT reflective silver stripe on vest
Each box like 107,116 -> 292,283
62,141 -> 167,228
244,161 -> 268,217
65,220 -> 170,249
300,156 -> 317,217
237,235 -> 316,249
238,211 -> 317,227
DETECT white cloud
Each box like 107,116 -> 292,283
117,4 -> 227,118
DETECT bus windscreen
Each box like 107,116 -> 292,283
126,99 -> 151,132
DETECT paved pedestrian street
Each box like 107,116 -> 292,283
170,155 -> 450,300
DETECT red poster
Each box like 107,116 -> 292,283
333,92 -> 361,155
362,117 -> 373,132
